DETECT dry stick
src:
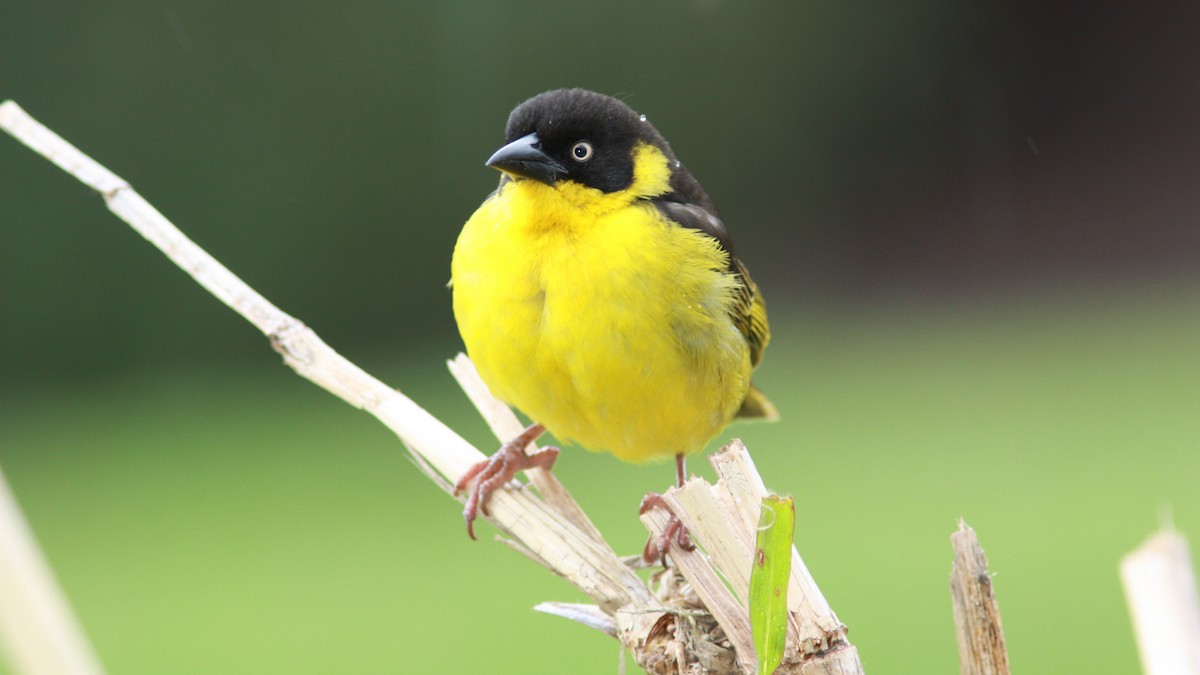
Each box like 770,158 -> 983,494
1,99 -> 863,673
0,466 -> 105,675
0,98 -> 650,610
949,519 -> 1010,675
0,97 -> 649,614
1120,529 -> 1200,675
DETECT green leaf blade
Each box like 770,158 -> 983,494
750,495 -> 794,675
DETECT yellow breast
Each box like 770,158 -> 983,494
451,155 -> 751,463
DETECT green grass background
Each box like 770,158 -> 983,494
3,282 -> 1196,673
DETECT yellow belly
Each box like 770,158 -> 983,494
451,180 -> 751,463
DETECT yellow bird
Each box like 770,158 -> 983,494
451,88 -> 776,561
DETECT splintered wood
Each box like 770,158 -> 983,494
950,520 -> 1010,675
639,444 -> 863,674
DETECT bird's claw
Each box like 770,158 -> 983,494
640,492 -> 696,564
454,423 -> 556,540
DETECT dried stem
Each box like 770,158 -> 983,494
949,519 -> 1010,675
1120,529 -> 1200,675
0,466 -> 105,675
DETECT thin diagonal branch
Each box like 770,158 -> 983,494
0,97 -> 653,616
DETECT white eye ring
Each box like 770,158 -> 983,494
571,141 -> 594,162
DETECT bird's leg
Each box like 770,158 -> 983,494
454,422 -> 558,540
640,453 -> 696,564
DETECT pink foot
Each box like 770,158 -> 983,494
639,493 -> 696,564
454,423 -> 558,540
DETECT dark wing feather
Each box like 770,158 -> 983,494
654,200 -> 770,368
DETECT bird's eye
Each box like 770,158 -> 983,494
571,141 -> 594,162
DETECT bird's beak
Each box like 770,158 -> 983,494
485,132 -> 567,185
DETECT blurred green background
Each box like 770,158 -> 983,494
2,1 -> 1198,673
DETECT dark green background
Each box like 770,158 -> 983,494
2,2 -> 1198,673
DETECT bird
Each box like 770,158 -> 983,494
450,88 -> 776,562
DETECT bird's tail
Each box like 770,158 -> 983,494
736,382 -> 779,421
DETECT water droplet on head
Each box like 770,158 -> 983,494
639,114 -> 647,122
